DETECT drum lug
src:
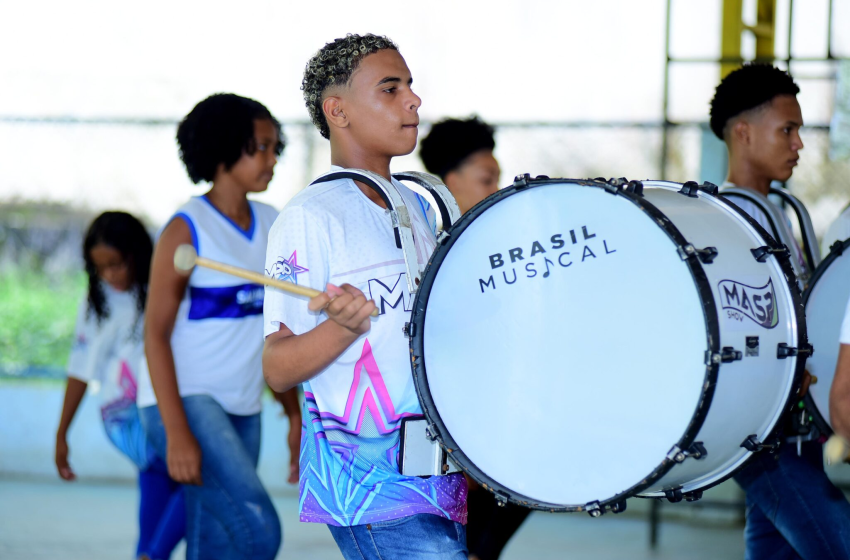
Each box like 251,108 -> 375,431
700,181 -> 719,196
741,434 -> 779,453
402,322 -> 416,339
684,490 -> 704,502
696,246 -> 718,264
437,230 -> 450,245
610,499 -> 627,514
721,347 -> 743,363
751,245 -> 790,262
678,243 -> 718,264
677,243 -> 697,260
678,181 -> 701,198
667,441 -> 708,463
494,492 -> 510,508
830,240 -> 845,256
705,348 -> 742,364
625,180 -> 644,196
512,174 -> 532,189
777,342 -> 814,359
585,501 -> 604,518
664,488 -> 684,503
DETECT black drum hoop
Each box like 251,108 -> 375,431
408,176 -> 722,513
800,238 -> 850,435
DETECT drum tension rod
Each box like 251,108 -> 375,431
677,244 -> 719,264
705,347 -> 742,365
830,240 -> 845,256
777,343 -> 814,359
667,442 -> 708,464
741,434 -> 779,453
751,245 -> 790,262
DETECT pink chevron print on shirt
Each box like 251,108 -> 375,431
311,339 -> 420,435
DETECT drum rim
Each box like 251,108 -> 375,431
800,237 -> 850,435
409,176 -> 721,513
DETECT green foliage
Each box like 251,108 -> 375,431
0,270 -> 85,374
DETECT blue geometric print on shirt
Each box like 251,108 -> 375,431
188,283 -> 264,320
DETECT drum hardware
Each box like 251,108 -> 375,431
625,180 -> 644,196
391,171 -> 461,230
397,417 -> 460,477
402,322 -> 416,338
667,442 -> 708,463
684,490 -> 704,502
741,434 -> 780,453
494,492 -> 510,508
751,245 -> 791,262
830,240 -> 845,256
678,181 -> 702,198
704,348 -> 742,364
777,342 -> 813,359
585,498 -> 628,517
676,243 -> 719,264
664,489 -> 684,503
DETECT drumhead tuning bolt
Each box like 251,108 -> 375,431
751,245 -> 790,262
720,347 -> 743,363
684,490 -> 704,502
677,244 -> 697,260
585,502 -> 604,518
424,423 -> 439,441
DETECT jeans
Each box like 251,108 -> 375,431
138,456 -> 185,560
141,395 -> 281,560
734,440 -> 850,560
328,513 -> 467,560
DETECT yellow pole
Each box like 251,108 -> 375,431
720,0 -> 776,78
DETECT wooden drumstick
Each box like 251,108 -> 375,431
173,244 -> 379,317
825,434 -> 850,465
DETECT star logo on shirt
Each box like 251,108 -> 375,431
267,251 -> 309,284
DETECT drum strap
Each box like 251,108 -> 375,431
310,169 -> 424,295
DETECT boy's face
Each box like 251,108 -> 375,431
742,94 -> 804,182
228,119 -> 279,193
341,49 -> 421,157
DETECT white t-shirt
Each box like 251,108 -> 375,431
68,284 -> 144,416
137,196 -> 279,415
823,204 -> 850,255
263,168 -> 467,527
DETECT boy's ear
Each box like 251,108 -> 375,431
731,119 -> 751,147
322,95 -> 349,133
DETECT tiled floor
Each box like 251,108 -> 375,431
0,477 -> 745,560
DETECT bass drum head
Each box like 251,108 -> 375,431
804,239 -> 850,432
411,179 -> 715,510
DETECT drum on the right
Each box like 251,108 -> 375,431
804,239 -> 850,434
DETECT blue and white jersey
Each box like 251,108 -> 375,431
137,195 -> 279,415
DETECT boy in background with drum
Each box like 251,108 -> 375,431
420,116 -> 529,560
262,34 -> 467,560
710,63 -> 850,559
419,116 -> 501,214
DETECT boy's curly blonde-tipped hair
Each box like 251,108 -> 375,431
302,34 -> 399,139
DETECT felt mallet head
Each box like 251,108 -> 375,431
174,244 -> 198,276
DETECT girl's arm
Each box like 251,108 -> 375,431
144,218 -> 203,485
263,283 -> 376,393
55,377 -> 88,481
271,387 -> 302,483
